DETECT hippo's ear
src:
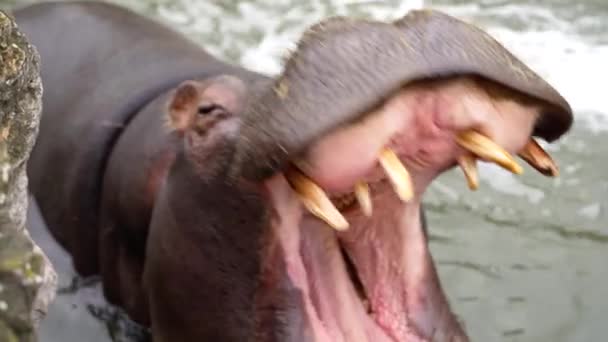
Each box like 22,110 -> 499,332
168,76 -> 248,133
168,80 -> 202,132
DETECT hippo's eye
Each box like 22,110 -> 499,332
197,103 -> 222,115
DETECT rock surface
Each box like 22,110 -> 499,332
0,9 -> 57,342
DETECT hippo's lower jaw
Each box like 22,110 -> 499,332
255,76 -> 558,341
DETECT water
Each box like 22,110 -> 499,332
3,0 -> 607,341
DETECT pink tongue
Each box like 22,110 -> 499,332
265,175 -> 393,342
299,217 -> 393,342
265,175 -> 461,342
337,194 -> 446,342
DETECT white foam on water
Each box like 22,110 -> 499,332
577,202 -> 601,220
240,0 -> 425,75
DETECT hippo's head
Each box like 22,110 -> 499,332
148,10 -> 572,342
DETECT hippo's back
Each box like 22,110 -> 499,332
13,1 -> 236,274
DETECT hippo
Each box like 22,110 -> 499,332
15,1 -> 572,341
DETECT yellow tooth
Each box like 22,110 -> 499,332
455,130 -> 523,175
285,169 -> 349,231
457,154 -> 479,190
518,138 -> 559,177
354,181 -> 372,217
378,148 -> 414,202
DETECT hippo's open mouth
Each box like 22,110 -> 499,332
256,76 -> 559,341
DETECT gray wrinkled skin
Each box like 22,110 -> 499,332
231,10 -> 573,181
0,9 -> 56,342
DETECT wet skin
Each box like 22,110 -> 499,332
15,2 -> 572,341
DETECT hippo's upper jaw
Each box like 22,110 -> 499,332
252,75 -> 564,341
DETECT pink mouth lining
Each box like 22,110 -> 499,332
255,76 -> 540,342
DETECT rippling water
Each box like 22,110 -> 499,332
2,0 -> 607,341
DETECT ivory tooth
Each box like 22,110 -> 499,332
354,181 -> 372,217
457,154 -> 479,190
518,138 -> 559,177
285,169 -> 349,231
378,148 -> 414,202
455,130 -> 523,175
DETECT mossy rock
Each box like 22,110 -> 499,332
0,8 -> 57,342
